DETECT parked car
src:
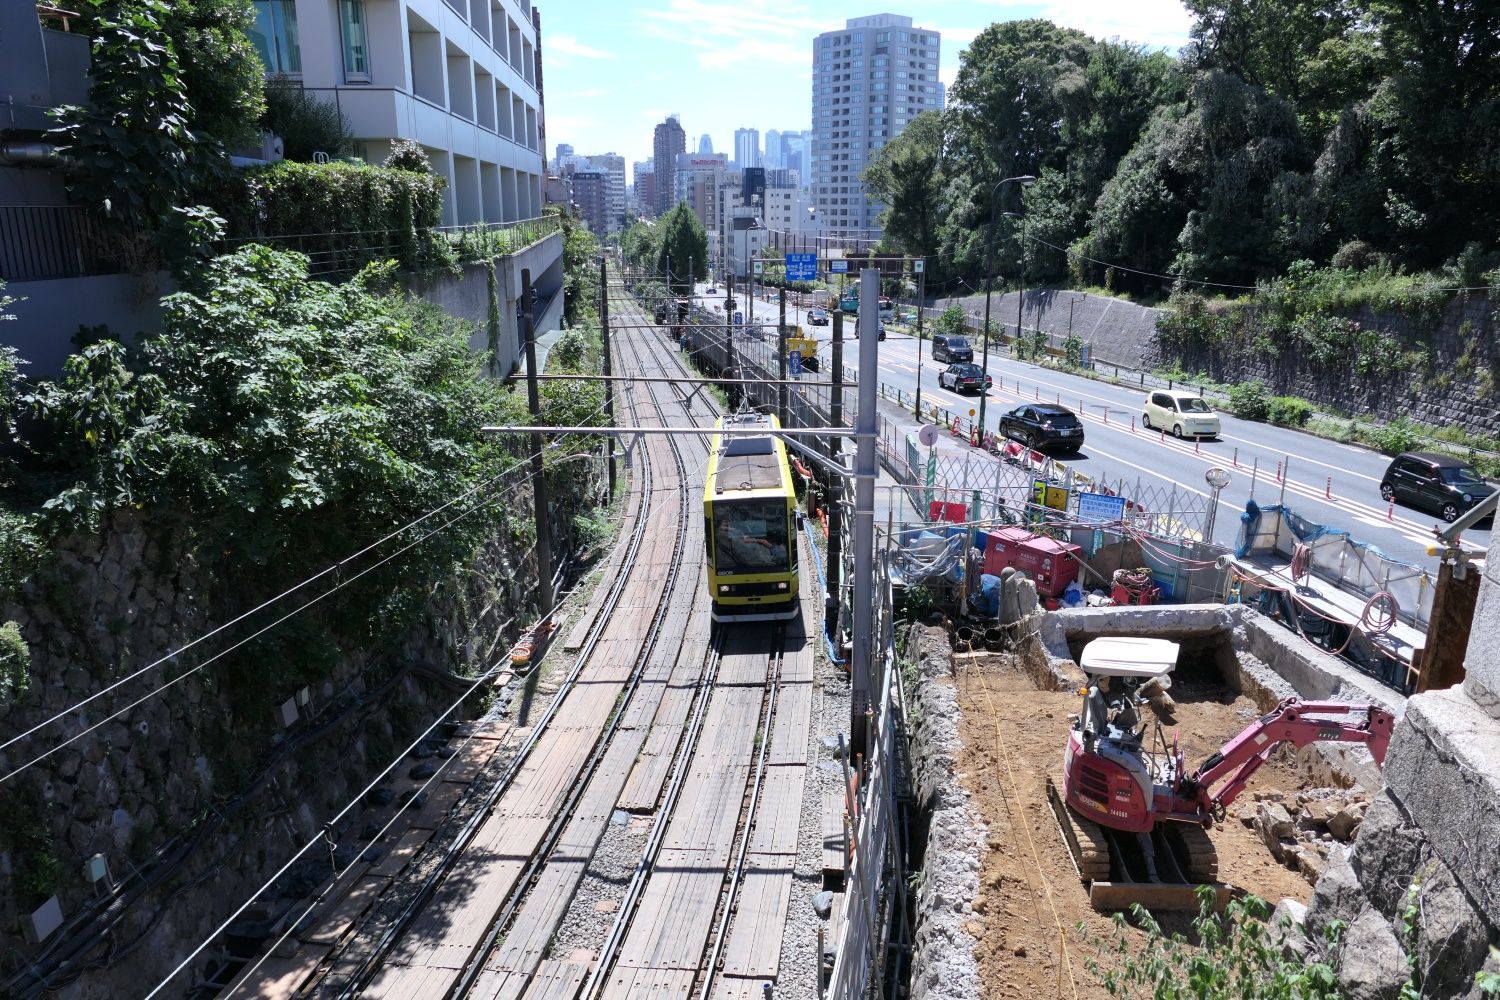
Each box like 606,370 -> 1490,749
878,296 -> 894,319
938,363 -> 992,394
851,320 -> 886,341
706,286 -> 718,295
807,307 -> 829,326
1379,452 -> 1496,523
999,404 -> 1085,453
1142,390 -> 1221,438
931,334 -> 973,364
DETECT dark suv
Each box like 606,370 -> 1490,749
998,404 -> 1085,453
1380,452 -> 1495,523
931,334 -> 973,364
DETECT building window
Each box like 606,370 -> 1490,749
339,0 -> 370,82
250,0 -> 301,75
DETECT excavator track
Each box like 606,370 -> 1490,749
1045,775 -> 1111,882
1046,774 -> 1230,913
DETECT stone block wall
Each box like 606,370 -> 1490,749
1147,295 -> 1500,441
925,284 -> 1500,441
0,458 -> 600,996
1302,540 -> 1500,999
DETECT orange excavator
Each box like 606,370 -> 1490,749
1046,636 -> 1394,910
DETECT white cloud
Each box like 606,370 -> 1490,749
547,34 -> 614,59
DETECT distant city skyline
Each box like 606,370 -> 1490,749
542,1 -> 1194,184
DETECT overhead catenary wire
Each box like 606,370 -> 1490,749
1,397 -> 613,785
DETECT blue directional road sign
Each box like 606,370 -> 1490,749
785,252 -> 817,282
829,259 -> 850,274
788,351 -> 803,377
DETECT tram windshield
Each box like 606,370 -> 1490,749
713,500 -> 790,574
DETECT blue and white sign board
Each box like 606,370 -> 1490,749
733,310 -> 744,326
785,253 -> 817,282
829,259 -> 850,274
788,351 -> 803,376
1077,491 -> 1127,525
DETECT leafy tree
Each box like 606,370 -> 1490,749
864,111 -> 946,266
1184,0 -> 1378,133
654,203 -> 708,294
1084,71 -> 1310,287
554,207 -> 601,326
163,0 -> 267,149
67,0 -> 265,149
262,76 -> 353,162
49,1 -> 210,234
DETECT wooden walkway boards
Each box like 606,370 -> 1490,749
716,580 -> 818,992
364,424 -> 687,1000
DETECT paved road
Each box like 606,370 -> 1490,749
690,284 -> 1491,567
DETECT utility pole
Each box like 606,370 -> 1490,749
913,257 -> 926,420
826,309 -> 844,644
724,274 -> 737,406
521,268 -> 554,615
850,267 -> 878,762
778,285 -> 788,427
598,255 -> 616,501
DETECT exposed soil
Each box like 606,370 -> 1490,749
951,654 -> 1318,1000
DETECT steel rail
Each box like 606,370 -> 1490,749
699,638 -> 786,1000
323,318 -> 664,999
450,277 -> 706,1000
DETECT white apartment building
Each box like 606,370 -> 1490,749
810,14 -> 940,237
251,0 -> 548,227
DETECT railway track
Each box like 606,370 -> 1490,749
223,271 -> 818,1000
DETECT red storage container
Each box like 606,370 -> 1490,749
983,527 -> 1035,577
1013,534 -> 1084,598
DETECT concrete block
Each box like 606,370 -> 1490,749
1382,687 -> 1500,931
1462,549 -> 1500,721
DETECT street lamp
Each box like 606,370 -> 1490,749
978,175 -> 1036,439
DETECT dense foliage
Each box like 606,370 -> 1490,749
207,161 -> 454,275
262,77 -> 353,162
49,1 -> 212,237
868,5 -> 1500,291
557,207 -> 602,327
1082,889 -> 1346,1000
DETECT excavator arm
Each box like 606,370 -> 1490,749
1181,698 -> 1395,818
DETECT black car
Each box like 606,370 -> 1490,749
938,363 -> 992,394
1380,452 -> 1495,523
807,308 -> 829,326
998,404 -> 1085,452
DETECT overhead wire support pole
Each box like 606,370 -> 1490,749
850,267 -> 879,762
827,309 -> 845,644
521,268 -> 554,616
913,257 -> 926,420
599,255 -> 616,501
778,285 -> 789,427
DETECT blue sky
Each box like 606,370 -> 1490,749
542,0 -> 1195,180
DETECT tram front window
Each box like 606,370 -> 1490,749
714,501 -> 789,573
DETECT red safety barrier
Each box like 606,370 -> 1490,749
1387,502 -> 1394,521
950,415 -> 962,436
970,425 -> 981,447
1002,440 -> 1024,461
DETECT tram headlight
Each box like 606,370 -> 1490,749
777,581 -> 789,590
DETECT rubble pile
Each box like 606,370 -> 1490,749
1241,788 -> 1369,884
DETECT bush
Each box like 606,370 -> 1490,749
1228,380 -> 1271,421
207,160 -> 453,275
383,138 -> 432,173
1369,417 -> 1423,455
262,76 -> 352,162
1331,240 -> 1387,272
0,619 -> 30,714
1081,888 -> 1345,1000
1267,395 -> 1313,427
934,305 -> 967,336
